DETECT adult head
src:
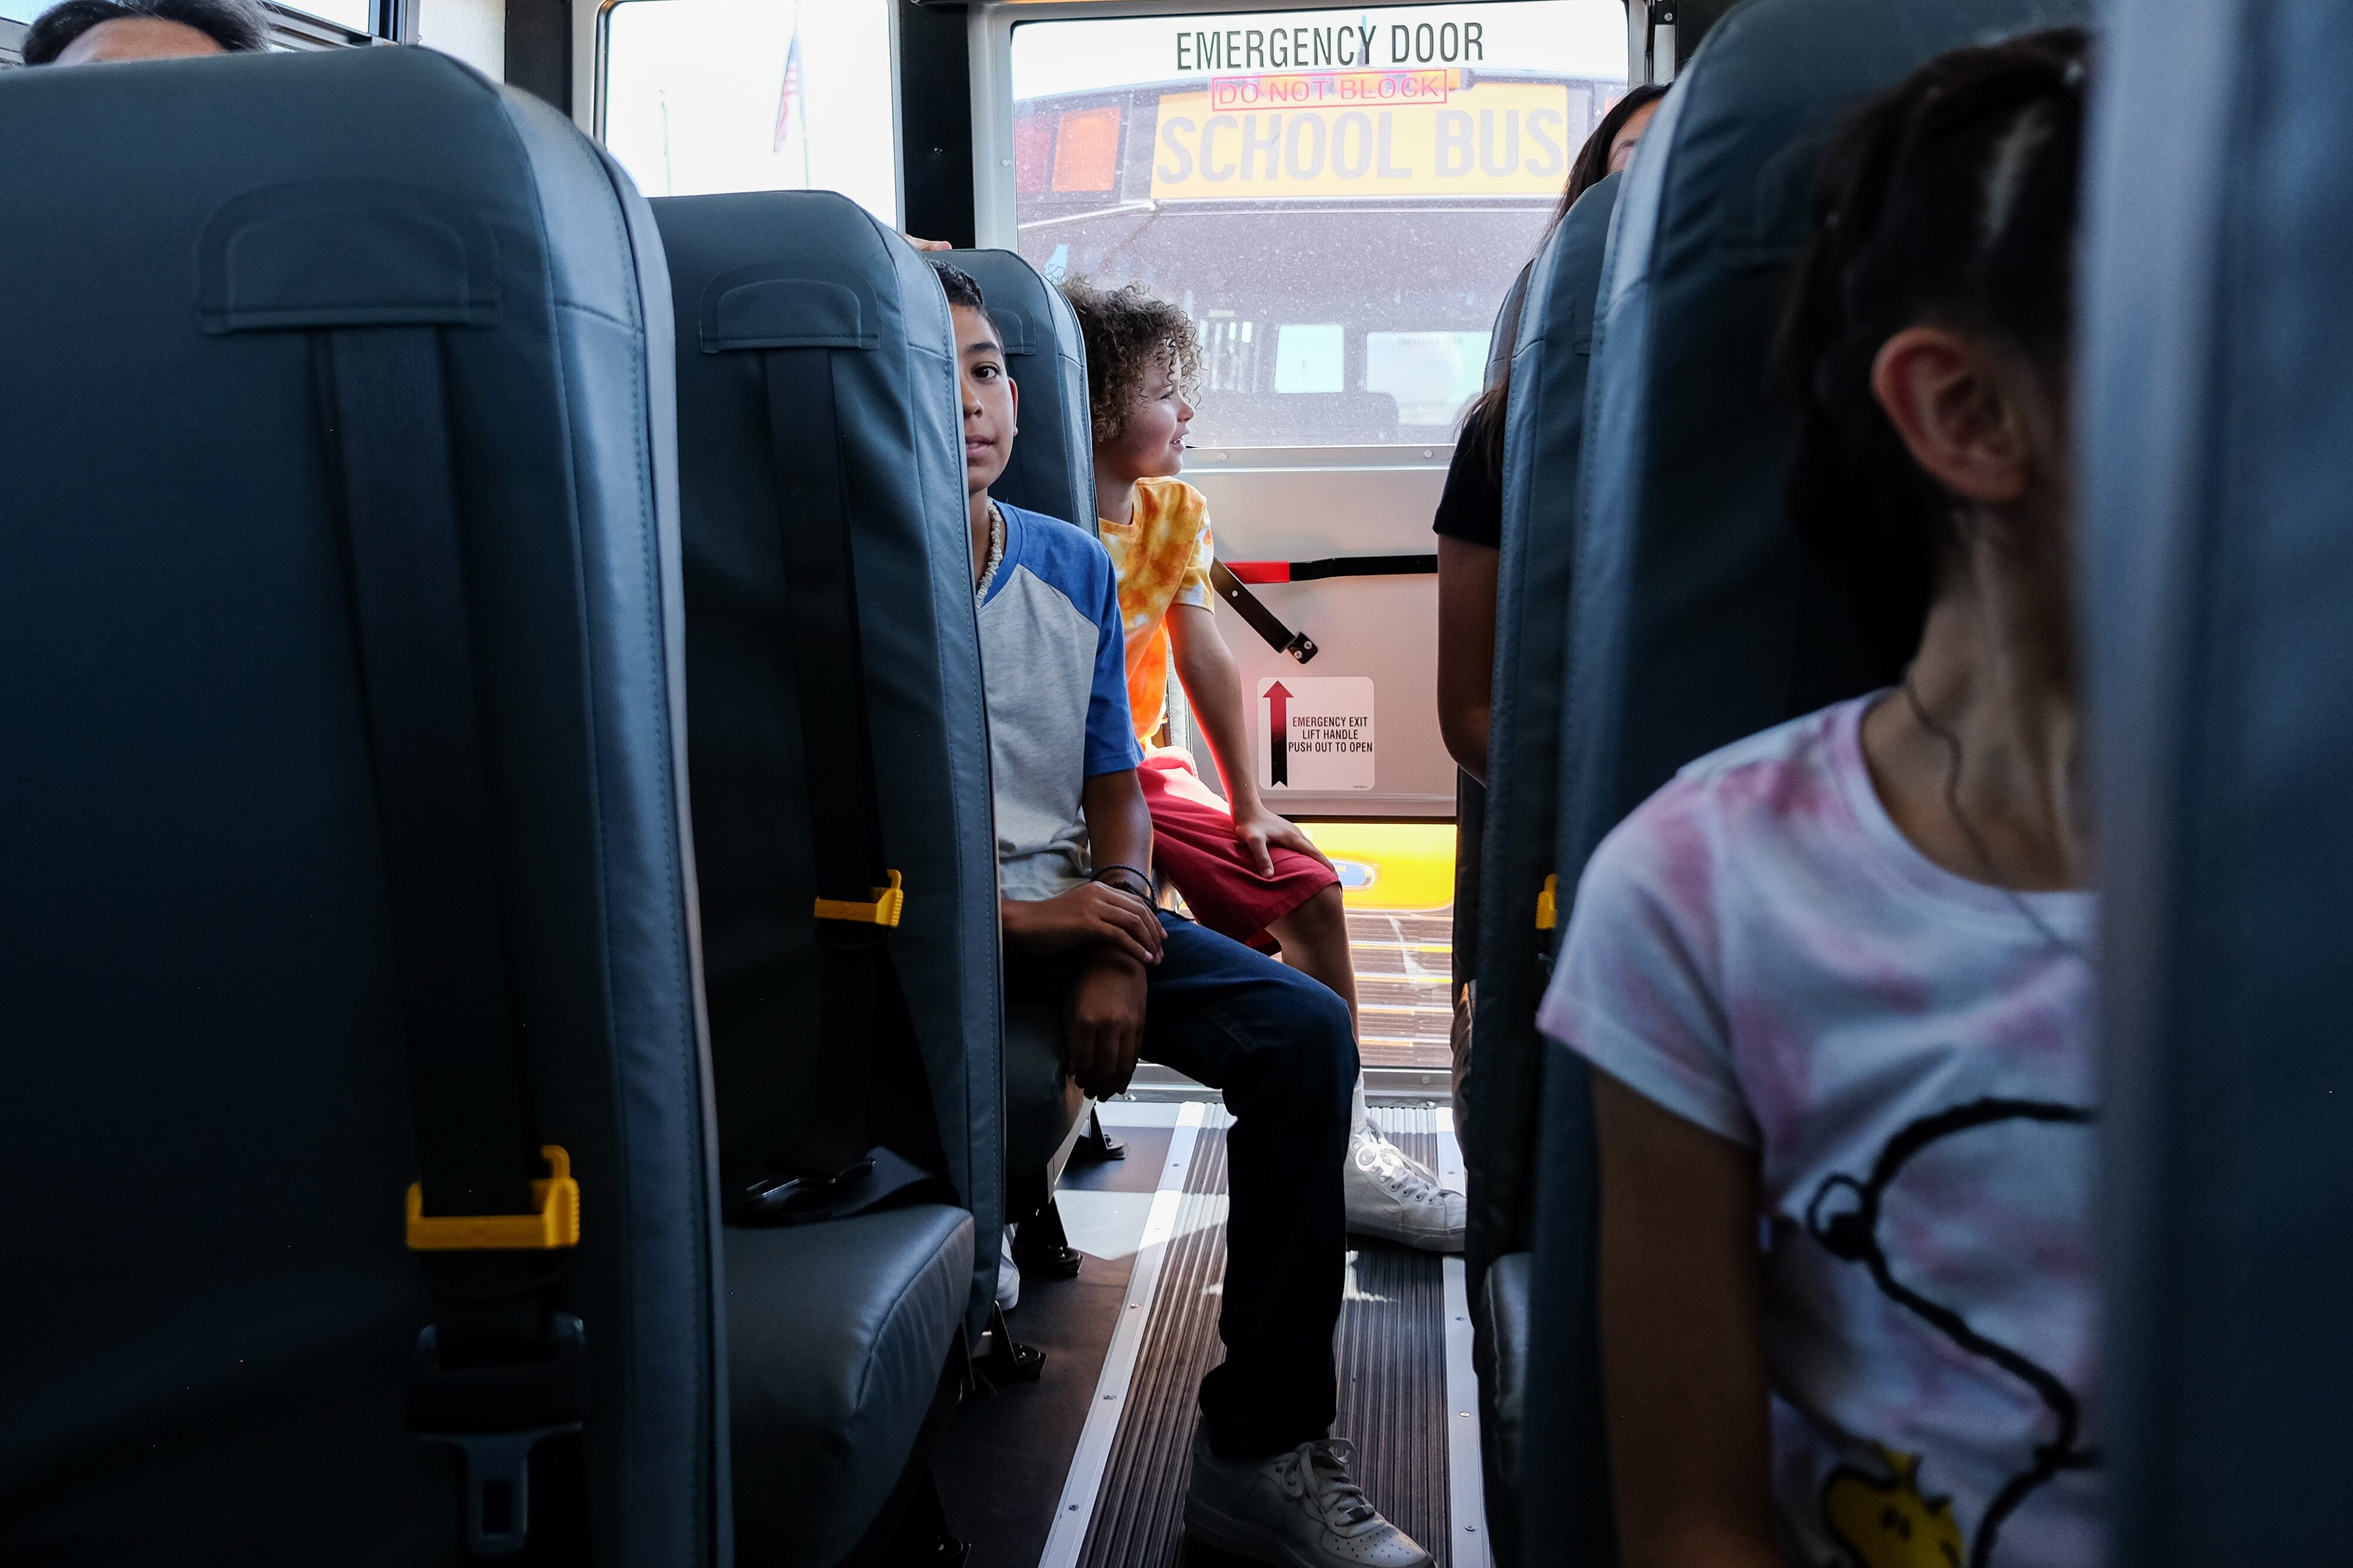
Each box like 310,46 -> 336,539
1780,27 -> 2090,670
25,0 -> 268,65
1557,82 -> 1671,224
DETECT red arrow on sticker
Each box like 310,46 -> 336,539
1266,681 -> 1292,786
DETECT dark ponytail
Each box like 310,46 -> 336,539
1778,28 -> 2089,667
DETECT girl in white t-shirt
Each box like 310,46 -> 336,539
1537,30 -> 2099,1568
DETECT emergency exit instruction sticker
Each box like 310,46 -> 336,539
1257,676 -> 1374,792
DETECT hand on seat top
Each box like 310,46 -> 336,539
1065,951 -> 1146,1097
1001,883 -> 1165,968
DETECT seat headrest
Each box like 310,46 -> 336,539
1565,0 -> 2096,863
952,249 -> 1095,530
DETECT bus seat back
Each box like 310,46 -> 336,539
1563,0 -> 2097,879
2085,1 -> 2353,1559
954,248 -> 1096,532
1461,168 -> 1621,1561
0,46 -> 724,1566
652,185 -> 1002,1568
1526,0 -> 2095,1562
649,191 -> 1003,1338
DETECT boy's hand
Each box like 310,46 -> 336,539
1231,805 -> 1334,878
1065,951 -> 1147,1096
1001,884 -> 1165,967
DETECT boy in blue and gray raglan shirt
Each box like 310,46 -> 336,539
932,262 -> 1429,1568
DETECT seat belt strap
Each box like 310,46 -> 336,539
324,326 -> 583,1559
1210,558 -> 1318,663
755,346 -> 899,1180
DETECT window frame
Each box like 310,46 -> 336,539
969,0 -> 1644,252
587,0 -> 905,225
971,0 -> 1641,453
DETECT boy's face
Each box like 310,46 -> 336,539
1098,353 -> 1194,486
952,303 -> 1017,498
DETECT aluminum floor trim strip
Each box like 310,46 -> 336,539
1039,1099 -> 1207,1568
1062,1104 -> 1461,1568
1438,1110 -> 1492,1568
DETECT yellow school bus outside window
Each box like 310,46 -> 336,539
1009,1 -> 1628,449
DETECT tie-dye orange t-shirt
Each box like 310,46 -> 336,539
1098,476 -> 1215,743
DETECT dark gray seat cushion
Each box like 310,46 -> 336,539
727,1206 -> 976,1566
1478,1250 -> 1534,1490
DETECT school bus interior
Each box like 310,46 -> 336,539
2,0 -> 2345,1564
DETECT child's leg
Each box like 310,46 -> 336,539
1264,883 -> 1358,1031
1138,912 -> 1356,1459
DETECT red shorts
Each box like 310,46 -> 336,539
1139,749 -> 1338,952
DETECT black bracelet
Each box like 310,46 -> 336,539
1091,863 -> 1155,902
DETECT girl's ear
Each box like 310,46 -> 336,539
1868,326 -> 2035,506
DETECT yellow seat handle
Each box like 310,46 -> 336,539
1535,873 -> 1559,931
815,868 -> 904,928
406,1145 -> 580,1252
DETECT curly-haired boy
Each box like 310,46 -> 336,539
1061,278 -> 1464,1254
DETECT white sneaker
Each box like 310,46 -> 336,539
995,1225 -> 1021,1312
1342,1127 -> 1465,1253
1185,1432 -> 1432,1568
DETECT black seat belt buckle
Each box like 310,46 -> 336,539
411,1312 -> 588,1558
732,1157 -> 876,1225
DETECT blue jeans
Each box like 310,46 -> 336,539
1008,910 -> 1357,1460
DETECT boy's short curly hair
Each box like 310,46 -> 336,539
1059,278 -> 1202,444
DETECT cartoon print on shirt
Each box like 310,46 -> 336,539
1805,1097 -> 2098,1568
1819,1445 -> 1965,1568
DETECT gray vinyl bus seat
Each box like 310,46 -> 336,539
0,46 -> 726,1566
1522,1 -> 2094,1564
2084,4 -> 2353,1559
951,248 -> 1095,531
950,249 -> 1095,1202
1459,169 -> 1621,1564
1447,262 -> 1534,1040
649,190 -> 999,1565
727,1206 -> 976,1566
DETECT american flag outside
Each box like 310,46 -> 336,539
771,24 -> 805,176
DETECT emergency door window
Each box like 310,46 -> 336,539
603,0 -> 897,222
1011,2 -> 1628,448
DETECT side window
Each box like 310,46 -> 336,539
1010,1 -> 1628,448
600,0 -> 898,223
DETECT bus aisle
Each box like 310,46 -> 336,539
935,1100 -> 1483,1568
